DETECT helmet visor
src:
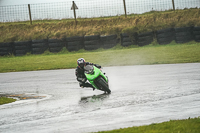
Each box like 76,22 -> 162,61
79,62 -> 85,68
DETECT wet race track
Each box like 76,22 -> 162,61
0,63 -> 200,133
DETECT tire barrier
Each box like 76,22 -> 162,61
0,42 -> 13,56
48,39 -> 63,53
156,28 -> 175,45
14,41 -> 31,56
66,36 -> 84,52
31,39 -> 48,54
61,38 -> 67,49
1,26 -> 200,57
120,33 -> 137,47
101,34 -> 118,49
193,27 -> 200,42
137,32 -> 154,46
175,27 -> 194,43
84,35 -> 101,50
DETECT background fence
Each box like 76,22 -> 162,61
0,0 -> 200,23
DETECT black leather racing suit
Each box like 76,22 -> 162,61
75,62 -> 101,89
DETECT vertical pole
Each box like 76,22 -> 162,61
72,1 -> 77,25
172,0 -> 175,11
28,4 -> 32,25
123,0 -> 127,18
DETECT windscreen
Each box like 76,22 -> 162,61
84,65 -> 94,74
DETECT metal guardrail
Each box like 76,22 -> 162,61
0,0 -> 200,23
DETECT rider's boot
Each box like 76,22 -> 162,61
83,83 -> 95,90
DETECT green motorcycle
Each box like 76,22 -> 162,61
84,65 -> 111,94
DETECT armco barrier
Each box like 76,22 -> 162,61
1,27 -> 200,56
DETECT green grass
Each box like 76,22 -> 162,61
95,117 -> 200,133
0,97 -> 16,105
0,41 -> 200,73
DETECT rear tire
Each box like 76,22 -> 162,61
96,77 -> 111,94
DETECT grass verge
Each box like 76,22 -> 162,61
95,117 -> 200,133
0,41 -> 200,73
0,97 -> 16,105
1,8 -> 200,42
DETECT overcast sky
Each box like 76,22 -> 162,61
0,0 -> 74,6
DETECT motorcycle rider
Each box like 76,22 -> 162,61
75,58 -> 101,90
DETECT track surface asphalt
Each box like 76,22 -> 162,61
0,63 -> 200,133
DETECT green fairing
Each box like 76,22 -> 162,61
85,66 -> 108,90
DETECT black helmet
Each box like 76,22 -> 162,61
77,58 -> 85,68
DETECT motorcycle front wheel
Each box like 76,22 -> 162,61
96,77 -> 111,94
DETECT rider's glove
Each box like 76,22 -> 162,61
95,64 -> 101,69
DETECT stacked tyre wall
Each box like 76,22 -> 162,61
121,26 -> 199,46
48,39 -> 65,53
67,36 -> 84,52
0,42 -> 13,56
175,27 -> 193,43
193,27 -> 200,42
156,28 -> 175,45
101,34 -> 118,49
32,39 -> 48,55
137,32 -> 154,46
84,35 -> 101,50
120,33 -> 136,47
0,26 -> 200,56
14,41 -> 31,56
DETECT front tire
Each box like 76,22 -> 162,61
96,77 -> 111,94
